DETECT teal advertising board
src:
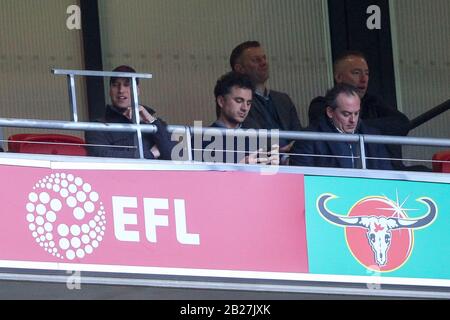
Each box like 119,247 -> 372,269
305,176 -> 450,280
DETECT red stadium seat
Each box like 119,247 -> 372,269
8,134 -> 87,156
443,162 -> 450,173
432,151 -> 450,173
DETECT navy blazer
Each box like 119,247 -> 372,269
290,116 -> 393,170
241,90 -> 302,151
242,90 -> 302,131
192,122 -> 256,164
308,93 -> 410,169
85,105 -> 174,160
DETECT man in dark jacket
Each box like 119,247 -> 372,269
194,71 -> 279,165
291,84 -> 393,170
308,51 -> 411,170
230,41 -> 302,162
85,65 -> 174,160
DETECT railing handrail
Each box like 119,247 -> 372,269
0,118 -> 157,133
14,68 -> 445,166
409,99 -> 450,131
51,69 -> 153,79
2,116 -> 450,149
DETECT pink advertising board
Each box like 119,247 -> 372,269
0,164 -> 308,276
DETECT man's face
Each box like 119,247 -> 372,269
217,86 -> 253,128
326,92 -> 361,133
234,46 -> 269,86
334,56 -> 369,98
109,78 -> 139,110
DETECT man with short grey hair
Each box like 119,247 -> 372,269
308,51 -> 416,170
230,41 -> 302,163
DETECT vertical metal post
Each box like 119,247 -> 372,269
0,125 -> 4,151
130,76 -> 144,159
359,135 -> 367,169
67,75 -> 78,122
185,126 -> 193,161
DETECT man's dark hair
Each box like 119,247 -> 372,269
214,71 -> 255,118
325,83 -> 360,110
229,41 -> 261,71
333,50 -> 368,74
110,65 -> 139,86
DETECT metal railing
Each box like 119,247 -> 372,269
1,69 -> 449,169
2,116 -> 450,169
409,99 -> 450,131
52,69 -> 152,159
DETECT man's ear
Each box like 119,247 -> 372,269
334,72 -> 342,83
234,63 -> 244,74
326,106 -> 334,119
217,96 -> 225,109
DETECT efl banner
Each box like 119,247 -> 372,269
0,165 -> 308,276
305,176 -> 450,281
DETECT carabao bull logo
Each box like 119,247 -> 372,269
317,194 -> 437,272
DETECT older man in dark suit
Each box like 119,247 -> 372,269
230,41 -> 302,163
307,51 -> 420,171
291,84 -> 393,170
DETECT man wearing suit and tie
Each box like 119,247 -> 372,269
230,41 -> 303,164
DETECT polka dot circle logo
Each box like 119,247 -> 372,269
26,173 -> 106,260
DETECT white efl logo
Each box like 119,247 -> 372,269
112,197 -> 200,245
26,173 -> 106,260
